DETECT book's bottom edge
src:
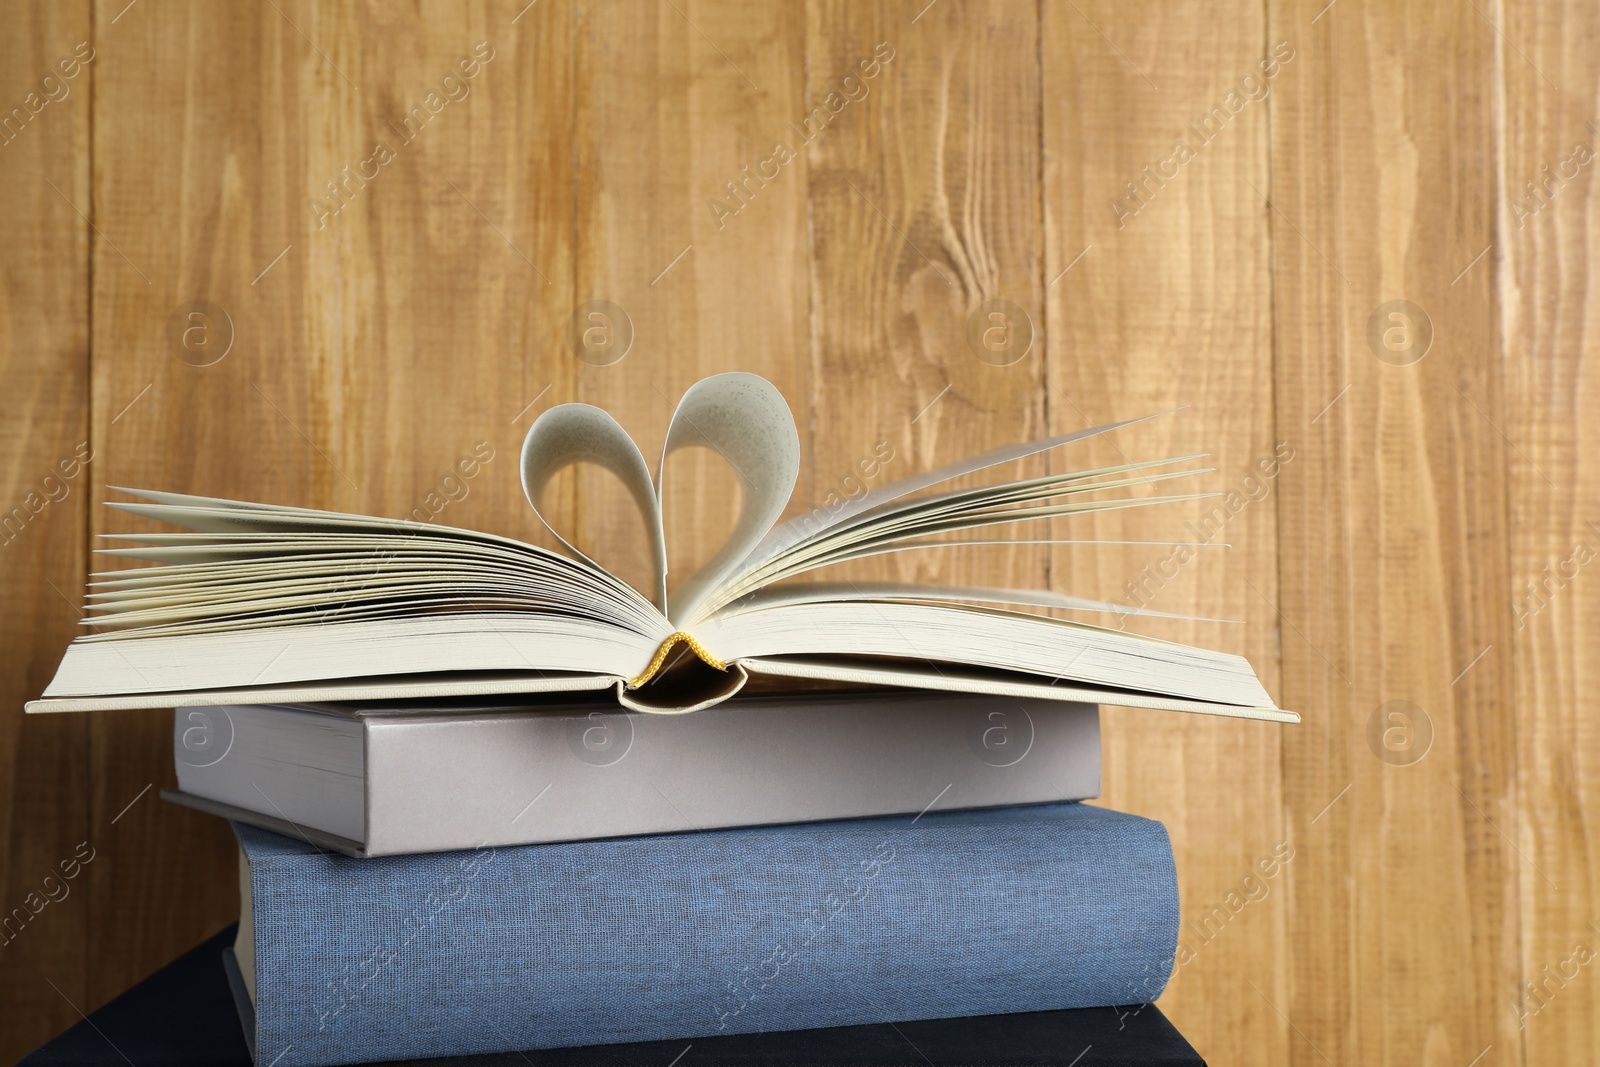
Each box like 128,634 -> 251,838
163,790 -> 369,857
251,996 -> 1190,1066
167,790 -> 1108,858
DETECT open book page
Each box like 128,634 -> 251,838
698,480 -> 1215,623
739,657 -> 1297,723
28,373 -> 1291,719
741,410 -> 1178,563
95,376 -> 1206,643
516,372 -> 801,626
698,601 -> 1273,708
655,374 -> 800,621
29,672 -> 624,715
43,616 -> 661,698
91,498 -> 667,639
520,403 -> 669,609
604,382 -> 1215,627
719,581 -> 1230,621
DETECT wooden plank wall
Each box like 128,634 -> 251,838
1269,1 -> 1521,1062
1501,0 -> 1600,1062
0,2 -> 1595,1064
0,0 -> 91,1049
1042,2 -> 1286,1061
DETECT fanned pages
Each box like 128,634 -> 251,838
28,373 -> 1296,723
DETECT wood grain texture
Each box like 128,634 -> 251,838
805,0 -> 1047,639
570,0 -> 811,597
0,3 -> 91,1061
88,0 -> 309,1008
1041,4 -> 1285,1062
82,0 -> 579,1009
1,2 -> 1597,1063
1500,0 -> 1600,1060
1268,0 -> 1519,1064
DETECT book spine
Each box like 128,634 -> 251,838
241,804 -> 1178,1066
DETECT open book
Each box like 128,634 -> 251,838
28,373 -> 1294,721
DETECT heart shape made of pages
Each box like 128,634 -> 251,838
519,372 -> 801,627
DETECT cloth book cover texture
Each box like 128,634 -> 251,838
20,929 -> 1205,1067
235,802 -> 1179,1066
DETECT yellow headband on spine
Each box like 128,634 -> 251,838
627,631 -> 727,688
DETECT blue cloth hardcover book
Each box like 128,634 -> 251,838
232,802 -> 1179,1066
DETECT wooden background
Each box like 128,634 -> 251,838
1,0 -> 1596,1063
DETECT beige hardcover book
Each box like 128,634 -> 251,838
166,690 -> 1100,857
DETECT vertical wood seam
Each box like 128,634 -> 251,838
801,0 -> 816,519
1487,0 -> 1529,1059
83,0 -> 99,1003
1258,0 -> 1290,1053
566,3 -> 580,532
1033,0 -> 1050,596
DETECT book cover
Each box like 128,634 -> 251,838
235,802 -> 1179,1065
22,925 -> 1206,1066
169,691 -> 1101,856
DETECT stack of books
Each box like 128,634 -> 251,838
31,374 -> 1293,1063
